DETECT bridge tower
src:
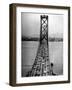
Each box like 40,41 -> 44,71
26,15 -> 51,76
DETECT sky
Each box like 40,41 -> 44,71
21,13 -> 64,38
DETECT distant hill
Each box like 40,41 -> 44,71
22,36 -> 63,42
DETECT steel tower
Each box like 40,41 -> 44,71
26,15 -> 51,76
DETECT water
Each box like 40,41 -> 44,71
22,41 -> 63,76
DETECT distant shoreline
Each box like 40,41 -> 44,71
22,37 -> 63,42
